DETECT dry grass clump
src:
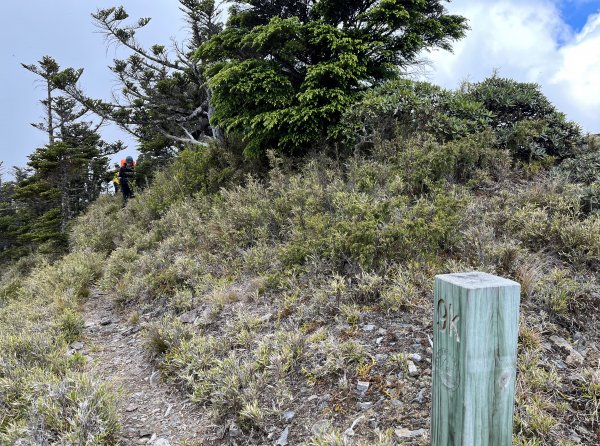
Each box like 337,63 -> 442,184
0,254 -> 120,443
50,130 -> 600,443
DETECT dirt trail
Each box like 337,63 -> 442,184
82,291 -> 206,445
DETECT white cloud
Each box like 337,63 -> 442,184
423,0 -> 600,133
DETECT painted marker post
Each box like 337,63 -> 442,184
431,272 -> 520,446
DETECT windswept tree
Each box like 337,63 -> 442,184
198,0 -> 468,157
53,1 -> 224,178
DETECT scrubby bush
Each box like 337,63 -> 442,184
343,79 -> 493,148
464,75 -> 583,162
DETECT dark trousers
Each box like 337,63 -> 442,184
121,180 -> 133,202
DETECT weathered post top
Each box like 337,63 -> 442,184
432,272 -> 520,446
435,272 -> 519,289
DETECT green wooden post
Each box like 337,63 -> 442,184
431,272 -> 520,446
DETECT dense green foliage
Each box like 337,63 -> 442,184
199,0 -> 467,156
464,76 -> 583,162
0,58 -> 111,259
344,79 -> 493,146
344,76 -> 584,166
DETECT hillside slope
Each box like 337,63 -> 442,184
2,112 -> 600,444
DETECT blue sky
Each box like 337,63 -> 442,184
1,1 -> 599,177
561,0 -> 600,31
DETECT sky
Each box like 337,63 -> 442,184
0,1 -> 185,177
1,0 -> 599,177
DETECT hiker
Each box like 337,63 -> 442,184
118,156 -> 135,203
111,163 -> 120,194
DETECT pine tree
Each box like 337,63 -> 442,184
52,1 -> 224,179
199,0 -> 468,157
16,57 -> 110,251
0,163 -> 20,262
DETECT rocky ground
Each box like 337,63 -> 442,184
77,288 -> 599,445
82,291 -> 205,446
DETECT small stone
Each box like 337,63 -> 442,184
126,404 -> 138,412
554,359 -> 567,370
375,353 -> 388,363
407,360 -> 419,377
138,429 -> 152,438
551,335 -> 573,350
260,313 -> 273,323
229,421 -> 241,438
409,353 -> 423,363
363,324 -> 376,332
412,388 -> 426,404
395,428 -> 427,439
358,401 -> 373,410
391,399 -> 403,407
100,318 -> 112,326
566,352 -> 584,366
356,380 -> 370,393
152,439 -> 170,446
376,337 -> 384,345
179,310 -> 197,324
275,427 -> 289,446
573,332 -> 585,343
282,410 -> 296,422
551,335 -> 585,366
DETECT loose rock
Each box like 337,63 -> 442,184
407,360 -> 419,377
229,421 -> 241,438
395,428 -> 427,439
409,353 -> 423,363
551,335 -> 584,366
413,388 -> 426,404
311,420 -> 331,435
356,380 -> 370,393
275,427 -> 289,446
282,410 -> 296,422
179,310 -> 197,324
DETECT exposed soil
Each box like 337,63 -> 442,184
82,291 -> 205,446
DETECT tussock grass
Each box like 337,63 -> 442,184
0,253 -> 119,443
44,132 -> 600,443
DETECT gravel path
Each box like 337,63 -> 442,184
82,292 -> 206,446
